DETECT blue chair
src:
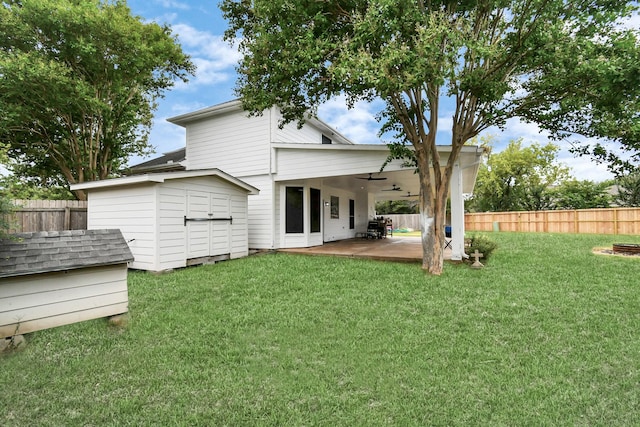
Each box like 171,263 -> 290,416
444,226 -> 452,249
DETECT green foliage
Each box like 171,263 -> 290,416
0,194 -> 15,239
0,173 -> 75,200
616,171 -> 640,207
221,0 -> 639,273
468,139 -> 571,212
548,179 -> 612,210
0,0 -> 194,200
375,199 -> 418,214
466,233 -> 499,261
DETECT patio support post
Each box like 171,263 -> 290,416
450,162 -> 466,260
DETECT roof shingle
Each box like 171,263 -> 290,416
0,229 -> 134,278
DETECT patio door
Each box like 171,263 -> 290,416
186,190 -> 231,259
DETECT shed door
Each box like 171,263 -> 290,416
186,190 -> 231,259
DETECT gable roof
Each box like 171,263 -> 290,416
167,99 -> 355,145
0,229 -> 134,278
127,148 -> 186,174
70,169 -> 259,195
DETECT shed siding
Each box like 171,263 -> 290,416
186,110 -> 271,175
230,194 -> 249,258
0,265 -> 128,338
157,186 -> 188,270
87,186 -> 157,271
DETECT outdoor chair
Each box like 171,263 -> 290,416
445,226 -> 452,249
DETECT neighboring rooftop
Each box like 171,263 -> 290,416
127,147 -> 186,174
0,229 -> 134,278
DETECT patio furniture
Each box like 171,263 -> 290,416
445,226 -> 452,249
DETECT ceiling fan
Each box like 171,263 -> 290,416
382,184 -> 402,192
402,192 -> 418,198
356,173 -> 387,181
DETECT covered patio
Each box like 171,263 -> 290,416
279,235 -> 453,263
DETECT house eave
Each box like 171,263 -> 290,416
70,169 -> 260,195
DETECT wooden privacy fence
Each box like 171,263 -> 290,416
465,207 -> 640,235
383,214 -> 422,231
7,200 -> 88,233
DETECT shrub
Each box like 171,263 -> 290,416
466,233 -> 498,261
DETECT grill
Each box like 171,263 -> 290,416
612,243 -> 640,255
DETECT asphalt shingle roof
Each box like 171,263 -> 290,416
0,229 -> 134,278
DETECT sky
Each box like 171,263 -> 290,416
126,0 -> 638,182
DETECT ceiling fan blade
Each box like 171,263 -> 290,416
356,173 -> 387,181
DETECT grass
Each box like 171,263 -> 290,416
3,232 -> 640,425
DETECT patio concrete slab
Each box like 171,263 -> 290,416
279,236 -> 453,263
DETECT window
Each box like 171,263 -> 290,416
322,135 -> 332,144
286,187 -> 304,233
310,188 -> 321,233
330,196 -> 339,219
349,199 -> 355,229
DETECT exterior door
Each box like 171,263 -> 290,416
210,193 -> 231,256
186,190 -> 231,259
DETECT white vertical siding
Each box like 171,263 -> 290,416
230,194 -> 249,258
157,186 -> 187,270
87,186 -> 158,271
185,110 -> 271,176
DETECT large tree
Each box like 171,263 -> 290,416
0,0 -> 194,200
548,179 -> 612,210
222,0 -> 639,274
468,140 -> 570,212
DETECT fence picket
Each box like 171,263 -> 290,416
6,200 -> 88,233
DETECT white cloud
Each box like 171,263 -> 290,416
156,0 -> 191,10
317,96 -> 384,144
169,24 -> 241,90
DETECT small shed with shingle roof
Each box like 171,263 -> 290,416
0,229 -> 133,338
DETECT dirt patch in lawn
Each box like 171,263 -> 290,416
592,247 -> 640,258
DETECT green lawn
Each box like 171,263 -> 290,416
3,233 -> 640,425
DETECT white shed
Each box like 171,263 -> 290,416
71,169 -> 259,272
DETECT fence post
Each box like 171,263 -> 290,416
64,207 -> 71,230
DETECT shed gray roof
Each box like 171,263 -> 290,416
0,229 -> 134,278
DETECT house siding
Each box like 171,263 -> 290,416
186,109 -> 271,175
274,148 -> 407,181
241,175 -> 275,249
322,185 -> 358,242
274,118 -> 324,144
0,265 -> 128,338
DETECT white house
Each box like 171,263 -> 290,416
164,100 -> 483,260
73,99 -> 483,269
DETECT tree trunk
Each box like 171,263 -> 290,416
73,189 -> 87,201
417,160 -> 448,275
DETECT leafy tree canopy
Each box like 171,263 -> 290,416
222,0 -> 639,274
0,0 -> 195,200
0,143 -> 15,238
0,173 -> 75,201
615,171 -> 640,207
548,180 -> 612,210
468,139 -> 571,212
375,200 -> 419,215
